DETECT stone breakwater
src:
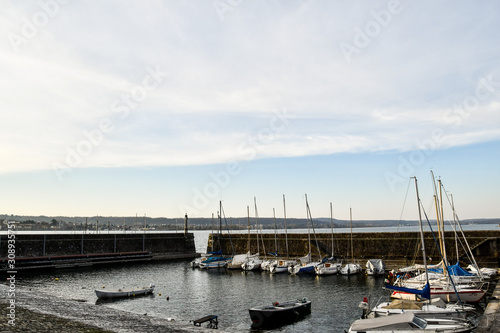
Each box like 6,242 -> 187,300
0,285 -> 219,333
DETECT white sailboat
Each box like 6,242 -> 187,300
390,176 -> 486,304
288,195 -> 321,275
316,203 -> 341,275
269,196 -> 296,274
340,207 -> 362,275
242,200 -> 263,271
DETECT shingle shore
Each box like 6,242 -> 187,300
0,285 -> 217,333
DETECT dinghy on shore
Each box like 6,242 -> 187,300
95,283 -> 155,299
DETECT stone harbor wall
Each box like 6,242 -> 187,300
212,230 -> 500,267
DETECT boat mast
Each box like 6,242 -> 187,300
413,177 -> 430,287
330,202 -> 334,258
247,206 -> 250,254
350,207 -> 354,263
254,197 -> 262,256
211,212 -> 214,252
431,171 -> 447,268
305,194 -> 312,257
273,208 -> 278,256
283,194 -> 289,258
450,194 -> 460,262
305,194 -> 322,260
438,178 -> 448,266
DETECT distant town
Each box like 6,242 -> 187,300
1,214 -> 499,232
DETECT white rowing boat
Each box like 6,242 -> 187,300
95,283 -> 155,299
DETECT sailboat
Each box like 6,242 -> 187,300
315,202 -> 341,275
340,207 -> 362,275
288,195 -> 321,275
270,196 -> 296,274
242,200 -> 262,271
389,176 -> 486,303
200,202 -> 232,269
348,177 -> 476,332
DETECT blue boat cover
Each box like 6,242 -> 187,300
385,283 -> 431,300
209,250 -> 223,255
448,262 -> 474,276
428,262 -> 474,276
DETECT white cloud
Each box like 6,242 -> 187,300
1,1 -> 499,174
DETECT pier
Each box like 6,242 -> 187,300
211,230 -> 500,269
0,231 -> 197,274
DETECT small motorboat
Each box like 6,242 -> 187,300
348,312 -> 474,332
365,297 -> 474,319
340,262 -> 363,275
366,259 -> 386,276
95,283 -> 155,299
315,261 -> 342,275
249,297 -> 311,329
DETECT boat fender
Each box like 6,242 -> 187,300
273,302 -> 279,306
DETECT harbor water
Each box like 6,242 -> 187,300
10,228 -> 493,332
15,260 -> 388,332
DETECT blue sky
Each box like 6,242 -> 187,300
1,1 -> 499,220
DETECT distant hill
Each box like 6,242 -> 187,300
1,214 -> 499,231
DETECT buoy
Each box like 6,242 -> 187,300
159,293 -> 162,296
166,296 -> 169,301
55,278 -> 59,281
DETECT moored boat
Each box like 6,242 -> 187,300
249,297 -> 311,329
366,259 -> 386,276
95,283 -> 155,299
390,284 -> 486,304
365,297 -> 474,319
315,261 -> 341,275
270,259 -> 295,274
348,312 -> 474,332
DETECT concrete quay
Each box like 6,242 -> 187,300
475,275 -> 500,333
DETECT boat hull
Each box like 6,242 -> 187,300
249,300 -> 311,329
315,262 -> 341,275
95,286 -> 154,299
391,288 -> 486,304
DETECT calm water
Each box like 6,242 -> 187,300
12,227 -> 494,332
16,261 -> 387,332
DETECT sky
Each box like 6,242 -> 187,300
1,1 -> 499,221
